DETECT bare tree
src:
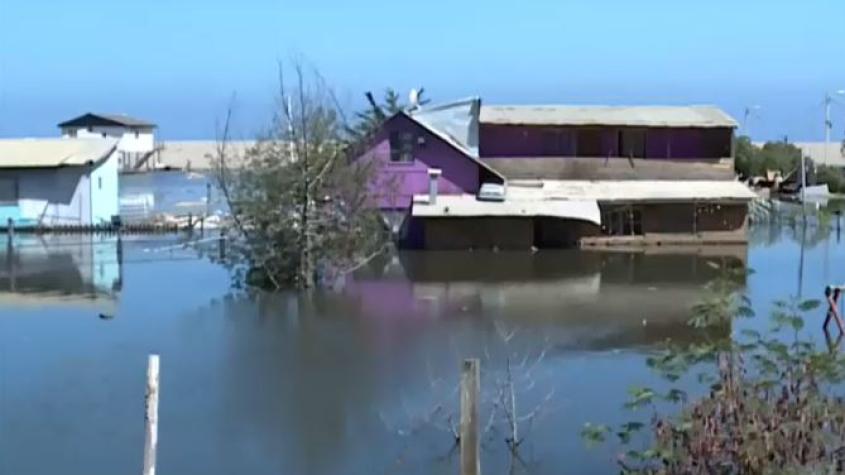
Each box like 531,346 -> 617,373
381,323 -> 556,469
213,62 -> 389,289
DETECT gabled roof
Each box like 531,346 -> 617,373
480,105 -> 738,128
58,113 -> 156,129
0,138 -> 118,168
392,111 -> 506,182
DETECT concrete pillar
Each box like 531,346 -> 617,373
428,168 -> 442,204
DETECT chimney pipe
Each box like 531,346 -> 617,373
428,168 -> 442,204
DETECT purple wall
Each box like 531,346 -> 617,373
479,124 -> 733,160
361,114 -> 487,210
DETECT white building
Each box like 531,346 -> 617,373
58,113 -> 158,171
0,139 -> 120,226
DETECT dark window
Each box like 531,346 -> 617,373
0,178 -> 17,206
68,129 -> 77,138
602,206 -> 643,236
135,130 -> 140,138
576,129 -> 603,156
619,129 -> 647,158
87,126 -> 93,133
101,132 -> 107,138
389,131 -> 414,163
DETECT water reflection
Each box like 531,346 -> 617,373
0,234 -> 122,313
346,248 -> 746,350
0,236 -> 753,475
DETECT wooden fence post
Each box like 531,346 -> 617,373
461,358 -> 480,475
143,354 -> 160,475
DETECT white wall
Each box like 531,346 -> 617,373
89,150 -> 120,224
63,126 -> 155,153
9,167 -> 92,225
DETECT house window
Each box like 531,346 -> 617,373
389,131 -> 415,163
0,178 -> 17,206
134,130 -> 140,138
87,126 -> 93,132
619,129 -> 647,158
68,129 -> 78,138
576,129 -> 603,157
602,206 -> 643,236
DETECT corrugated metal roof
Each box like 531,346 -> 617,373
508,179 -> 756,202
480,105 -> 738,128
0,138 -> 118,168
398,112 -> 506,182
412,194 -> 602,224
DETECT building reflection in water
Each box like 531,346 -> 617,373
344,246 -> 748,350
0,233 -> 122,313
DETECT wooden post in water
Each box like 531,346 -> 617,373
187,213 -> 193,232
460,358 -> 480,475
6,218 -> 13,241
143,354 -> 160,475
218,233 -> 226,260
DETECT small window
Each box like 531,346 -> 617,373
98,177 -> 103,190
389,131 -> 414,163
101,132 -> 107,138
68,129 -> 77,138
87,126 -> 93,132
0,178 -> 17,205
134,130 -> 140,138
602,206 -> 643,236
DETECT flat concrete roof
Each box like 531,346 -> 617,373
508,179 -> 757,202
480,105 -> 738,128
412,194 -> 602,224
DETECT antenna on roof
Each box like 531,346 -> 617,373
409,87 -> 423,112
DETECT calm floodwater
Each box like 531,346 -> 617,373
0,189 -> 841,474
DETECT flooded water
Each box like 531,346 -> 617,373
0,189 -> 842,474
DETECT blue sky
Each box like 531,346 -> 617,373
1,0 -> 844,141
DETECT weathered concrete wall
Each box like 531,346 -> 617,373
534,218 -> 601,247
600,202 -> 747,233
422,217 -> 534,250
479,124 -> 734,160
483,156 -> 735,180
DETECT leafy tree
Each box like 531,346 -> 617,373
345,88 -> 429,153
734,136 -> 802,179
582,263 -> 845,474
214,64 -> 389,289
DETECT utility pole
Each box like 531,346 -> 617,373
824,90 -> 845,167
825,93 -> 832,167
743,105 -> 760,137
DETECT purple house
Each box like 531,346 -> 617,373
358,99 -> 755,250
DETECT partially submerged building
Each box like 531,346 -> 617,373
358,99 -> 756,250
59,113 -> 159,171
0,139 -> 120,226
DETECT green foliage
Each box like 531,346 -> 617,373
734,136 -> 802,179
344,88 -> 430,153
214,66 -> 389,289
816,165 -> 845,193
582,264 -> 845,474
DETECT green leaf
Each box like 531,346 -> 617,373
798,299 -> 821,311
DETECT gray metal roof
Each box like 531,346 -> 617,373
58,113 -> 156,129
0,138 -> 118,168
480,105 -> 738,128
